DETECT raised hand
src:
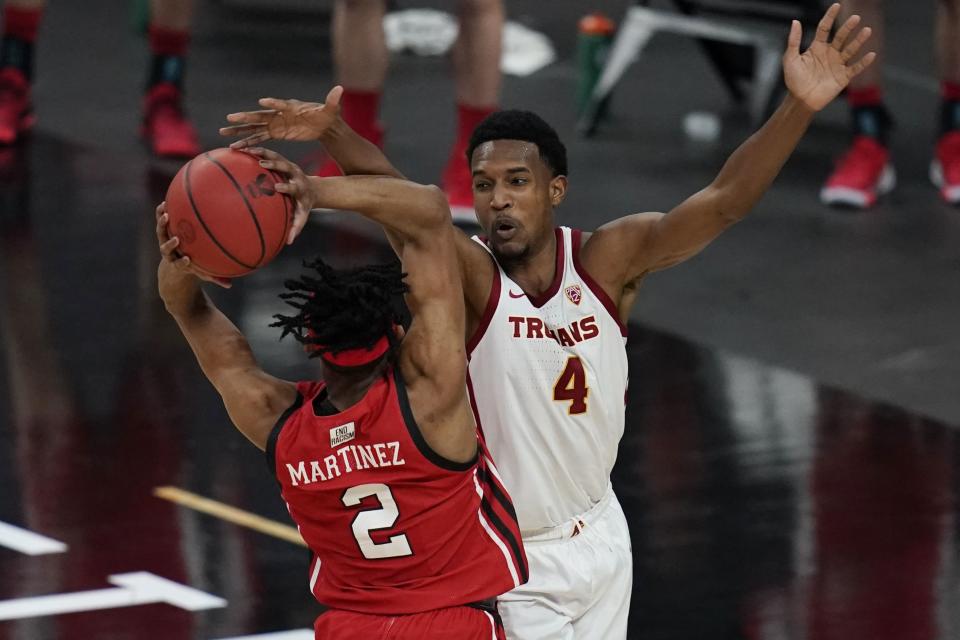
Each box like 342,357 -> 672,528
243,147 -> 317,245
783,3 -> 876,112
220,85 -> 344,149
155,202 -> 233,293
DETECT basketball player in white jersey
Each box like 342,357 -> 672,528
221,5 -> 874,637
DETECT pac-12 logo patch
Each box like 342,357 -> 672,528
565,284 -> 582,306
330,422 -> 356,447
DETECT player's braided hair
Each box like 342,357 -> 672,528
467,109 -> 568,177
271,257 -> 409,361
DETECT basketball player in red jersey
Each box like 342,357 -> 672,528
156,163 -> 527,638
222,5 -> 874,638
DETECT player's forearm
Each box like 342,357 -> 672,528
319,117 -> 405,179
710,94 -> 815,221
159,272 -> 206,319
166,291 -> 260,392
308,175 -> 448,240
165,288 -> 226,363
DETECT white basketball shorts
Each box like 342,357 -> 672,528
498,485 -> 633,639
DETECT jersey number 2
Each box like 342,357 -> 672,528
554,356 -> 588,414
342,483 -> 413,560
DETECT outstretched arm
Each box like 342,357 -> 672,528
248,146 -> 454,245
156,204 -> 297,450
222,91 -> 427,261
247,148 -> 497,348
223,101 -> 500,335
582,4 -> 875,301
256,149 -> 475,461
220,87 -> 403,179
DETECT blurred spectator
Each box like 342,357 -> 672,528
318,0 -> 504,222
0,0 -> 200,157
821,0 -> 960,207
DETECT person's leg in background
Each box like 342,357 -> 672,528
143,0 -> 200,158
318,0 -> 502,223
316,0 -> 388,177
820,0 -> 894,209
933,0 -> 960,203
442,0 -> 503,222
0,0 -> 44,144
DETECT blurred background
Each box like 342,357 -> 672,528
1,1 -> 959,639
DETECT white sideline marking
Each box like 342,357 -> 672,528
0,521 -> 67,555
0,572 -> 226,621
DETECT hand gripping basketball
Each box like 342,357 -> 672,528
243,146 -> 317,245
164,148 -> 297,278
155,202 -> 233,289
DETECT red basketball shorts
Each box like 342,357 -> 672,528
314,603 -> 505,639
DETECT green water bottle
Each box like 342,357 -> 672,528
576,12 -> 616,118
132,0 -> 149,34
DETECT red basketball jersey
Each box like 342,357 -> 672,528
267,366 -> 527,615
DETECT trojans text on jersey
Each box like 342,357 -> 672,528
507,315 -> 599,347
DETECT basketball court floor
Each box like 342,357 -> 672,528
1,1 -> 959,638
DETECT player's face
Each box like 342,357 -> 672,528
470,140 -> 567,262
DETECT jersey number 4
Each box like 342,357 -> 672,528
342,483 -> 413,560
554,356 -> 589,414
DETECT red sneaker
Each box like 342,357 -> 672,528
442,151 -> 476,224
930,131 -> 960,205
0,67 -> 34,145
820,135 -> 896,208
142,82 -> 200,158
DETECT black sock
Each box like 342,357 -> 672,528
851,104 -> 892,146
941,99 -> 960,135
147,54 -> 185,91
0,36 -> 33,80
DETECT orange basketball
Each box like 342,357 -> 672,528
165,148 -> 293,278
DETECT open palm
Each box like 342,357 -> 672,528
783,3 -> 876,112
220,86 -> 344,148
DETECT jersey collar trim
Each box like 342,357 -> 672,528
467,254 -> 502,357
526,227 -> 565,309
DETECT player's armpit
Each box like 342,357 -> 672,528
577,213 -> 661,306
216,368 -> 298,451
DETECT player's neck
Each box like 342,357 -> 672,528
502,229 -> 558,297
322,360 -> 388,412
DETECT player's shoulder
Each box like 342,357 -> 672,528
273,381 -> 325,426
295,380 -> 326,402
580,214 -> 662,271
572,215 -> 658,313
587,213 -> 662,246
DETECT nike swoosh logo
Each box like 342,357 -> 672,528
509,290 -> 525,298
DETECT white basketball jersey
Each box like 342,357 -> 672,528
468,227 -> 629,533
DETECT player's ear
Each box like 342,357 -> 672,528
393,324 -> 406,342
549,175 -> 567,207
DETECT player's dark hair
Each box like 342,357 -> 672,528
271,257 -> 409,363
467,109 -> 568,177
